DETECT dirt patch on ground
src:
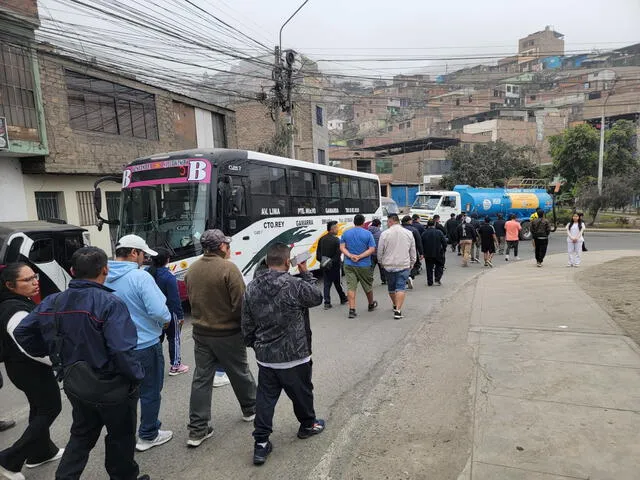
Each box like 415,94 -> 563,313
576,256 -> 640,346
330,283 -> 476,480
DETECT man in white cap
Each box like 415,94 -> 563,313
184,229 -> 257,448
105,234 -> 173,452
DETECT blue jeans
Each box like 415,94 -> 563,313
385,269 -> 410,293
133,343 -> 164,440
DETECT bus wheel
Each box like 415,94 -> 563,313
520,221 -> 532,241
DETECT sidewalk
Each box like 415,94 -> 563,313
462,250 -> 640,480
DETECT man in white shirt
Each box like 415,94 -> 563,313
378,214 -> 417,320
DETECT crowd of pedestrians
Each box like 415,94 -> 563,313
0,209 -> 584,478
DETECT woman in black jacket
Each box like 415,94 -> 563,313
0,263 -> 62,478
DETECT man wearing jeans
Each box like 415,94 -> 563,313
378,214 -> 416,320
105,235 -> 173,453
242,243 -> 324,466
185,229 -> 257,448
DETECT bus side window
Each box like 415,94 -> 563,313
290,169 -> 318,214
360,179 -> 378,213
230,177 -> 247,216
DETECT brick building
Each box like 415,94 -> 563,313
0,0 -> 236,253
234,98 -> 329,164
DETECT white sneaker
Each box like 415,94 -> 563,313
515,257 -> 521,261
0,465 -> 25,480
187,426 -> 214,448
136,430 -> 173,452
25,448 -> 64,468
213,372 -> 230,388
505,256 -> 509,262
406,277 -> 414,290
242,413 -> 256,422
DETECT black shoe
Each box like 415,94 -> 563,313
381,280 -> 387,285
253,441 -> 273,466
324,304 -> 332,310
0,420 -> 15,432
368,301 -> 378,312
348,309 -> 357,319
340,297 -> 348,305
435,281 -> 442,286
138,476 -> 151,480
297,419 -> 326,439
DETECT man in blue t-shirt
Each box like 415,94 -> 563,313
340,214 -> 377,319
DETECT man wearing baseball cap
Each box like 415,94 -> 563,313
184,229 -> 257,448
105,234 -> 173,452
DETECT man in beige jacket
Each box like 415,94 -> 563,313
185,229 -> 257,448
378,214 -> 417,320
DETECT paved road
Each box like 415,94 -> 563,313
0,231 -> 637,479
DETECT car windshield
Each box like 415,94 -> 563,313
412,195 -> 441,210
119,182 -> 209,256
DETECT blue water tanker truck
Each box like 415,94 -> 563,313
410,184 -> 555,240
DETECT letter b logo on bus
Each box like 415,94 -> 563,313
122,169 -> 132,188
188,160 -> 208,182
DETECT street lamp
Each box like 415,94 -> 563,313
278,0 -> 310,160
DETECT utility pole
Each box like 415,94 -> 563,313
597,105 -> 605,195
597,79 -> 616,195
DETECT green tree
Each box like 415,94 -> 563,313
549,123 -> 599,188
604,120 -> 639,178
440,140 -> 539,189
549,120 -> 638,189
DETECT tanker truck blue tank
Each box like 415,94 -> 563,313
454,185 -> 553,240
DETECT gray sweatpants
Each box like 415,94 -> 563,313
188,332 -> 257,437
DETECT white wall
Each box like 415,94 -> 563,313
195,108 -> 215,148
23,174 -> 122,255
463,119 -> 499,141
0,158 -> 28,221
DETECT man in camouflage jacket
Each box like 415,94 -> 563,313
241,243 -> 325,466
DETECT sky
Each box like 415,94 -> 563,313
36,0 -> 640,87
192,0 -> 640,75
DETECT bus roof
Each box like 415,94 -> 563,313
129,148 -> 380,182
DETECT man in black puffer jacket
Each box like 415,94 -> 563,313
242,243 -> 324,466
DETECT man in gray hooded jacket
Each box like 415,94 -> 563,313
241,243 -> 324,466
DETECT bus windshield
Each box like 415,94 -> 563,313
412,194 -> 441,210
119,158 -> 213,255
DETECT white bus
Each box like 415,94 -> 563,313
95,149 -> 381,295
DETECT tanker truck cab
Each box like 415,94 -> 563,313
410,191 -> 461,224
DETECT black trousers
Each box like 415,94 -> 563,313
370,255 -> 386,283
253,362 -> 315,444
323,264 -> 346,305
55,394 -> 139,480
0,360 -> 61,472
424,257 -> 444,285
534,238 -> 549,264
506,240 -> 519,257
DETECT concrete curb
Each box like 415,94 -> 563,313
585,228 -> 640,233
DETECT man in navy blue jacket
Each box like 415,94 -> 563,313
13,247 -> 148,480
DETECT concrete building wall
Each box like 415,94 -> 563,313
0,158 -> 28,221
22,174 -> 122,254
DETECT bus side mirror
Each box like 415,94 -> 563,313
94,188 -> 103,214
